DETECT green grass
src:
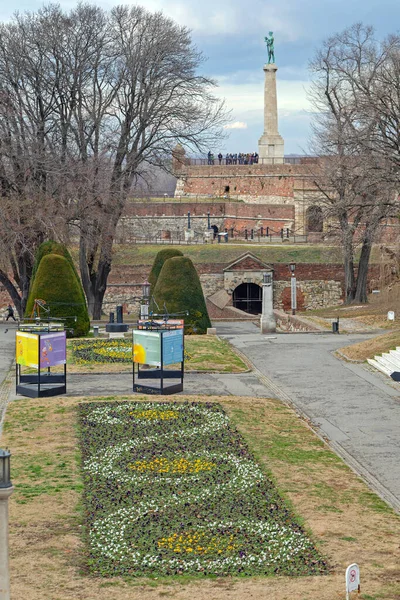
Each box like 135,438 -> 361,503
110,243 -> 345,266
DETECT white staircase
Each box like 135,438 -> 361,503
367,348 -> 400,378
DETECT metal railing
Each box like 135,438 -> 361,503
121,226 -> 308,245
179,156 -> 317,167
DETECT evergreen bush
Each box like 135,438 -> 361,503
31,240 -> 80,282
153,256 -> 211,334
25,254 -> 90,337
148,249 -> 183,299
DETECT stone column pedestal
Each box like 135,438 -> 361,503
260,276 -> 276,334
0,486 -> 14,600
258,64 -> 284,163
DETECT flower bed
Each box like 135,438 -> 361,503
79,401 -> 328,578
70,339 -> 133,364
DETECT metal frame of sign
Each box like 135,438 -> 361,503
133,326 -> 184,395
16,328 -> 67,398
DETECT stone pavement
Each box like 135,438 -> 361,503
216,321 -> 400,512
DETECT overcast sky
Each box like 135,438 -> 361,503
2,0 -> 399,155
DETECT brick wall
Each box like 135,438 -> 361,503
175,163 -> 313,202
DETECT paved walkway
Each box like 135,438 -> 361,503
216,321 -> 400,512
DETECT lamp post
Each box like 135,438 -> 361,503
0,449 -> 13,600
187,211 -> 191,229
289,262 -> 297,315
207,211 -> 211,230
260,271 -> 276,334
140,280 -> 151,320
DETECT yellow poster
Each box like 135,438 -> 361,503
16,332 -> 39,368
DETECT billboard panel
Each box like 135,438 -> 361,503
137,319 -> 184,330
40,331 -> 66,368
162,329 -> 184,366
133,330 -> 161,366
16,332 -> 39,368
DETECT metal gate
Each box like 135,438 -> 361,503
232,283 -> 262,314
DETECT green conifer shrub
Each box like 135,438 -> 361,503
25,254 -> 90,337
153,256 -> 211,334
148,249 -> 184,299
31,240 -> 79,282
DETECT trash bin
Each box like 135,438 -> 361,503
332,318 -> 339,334
93,325 -> 99,337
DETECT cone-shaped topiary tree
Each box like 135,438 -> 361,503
148,248 -> 184,299
25,254 -> 90,337
153,256 -> 211,334
31,240 -> 79,282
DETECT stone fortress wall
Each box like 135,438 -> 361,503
103,258 -> 381,317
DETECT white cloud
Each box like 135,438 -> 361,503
224,121 -> 248,130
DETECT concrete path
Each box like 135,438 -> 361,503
216,321 -> 400,512
59,371 -> 271,399
0,322 -> 17,387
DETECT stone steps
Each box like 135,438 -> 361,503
367,347 -> 400,379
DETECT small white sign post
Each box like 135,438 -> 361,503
346,563 -> 360,599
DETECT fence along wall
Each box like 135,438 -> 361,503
115,201 -> 296,242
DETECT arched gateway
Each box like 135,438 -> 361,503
222,252 -> 274,315
232,283 -> 262,314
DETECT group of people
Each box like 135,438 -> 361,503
207,151 -> 259,165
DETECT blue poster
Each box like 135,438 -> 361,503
162,330 -> 184,366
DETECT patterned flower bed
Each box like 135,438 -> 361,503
70,339 -> 133,364
78,401 -> 328,578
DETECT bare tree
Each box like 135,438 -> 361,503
0,4 -> 228,317
309,24 -> 399,304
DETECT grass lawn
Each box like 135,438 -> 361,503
110,243 -> 345,267
4,394 -> 400,600
67,336 -> 248,374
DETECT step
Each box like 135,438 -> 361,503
375,355 -> 399,374
381,353 -> 400,371
389,349 -> 400,361
367,358 -> 393,377
376,355 -> 397,373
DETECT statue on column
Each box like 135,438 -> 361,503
265,32 -> 275,64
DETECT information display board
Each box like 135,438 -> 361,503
16,332 -> 39,368
138,319 -> 184,330
133,330 -> 162,366
162,329 -> 184,366
40,331 -> 67,368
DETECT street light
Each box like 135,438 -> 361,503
187,211 -> 191,230
0,448 -> 13,600
263,272 -> 272,285
289,263 -> 297,315
207,211 -> 211,230
141,280 -> 151,320
142,280 -> 150,300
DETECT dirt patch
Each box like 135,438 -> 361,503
3,394 -> 400,600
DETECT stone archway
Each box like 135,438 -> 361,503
306,205 -> 323,232
232,282 -> 262,314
